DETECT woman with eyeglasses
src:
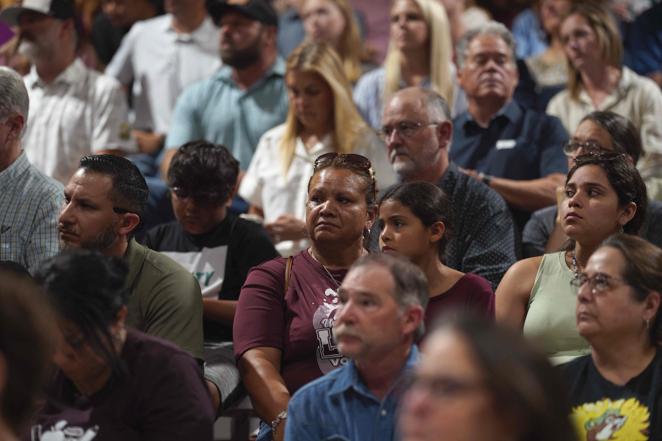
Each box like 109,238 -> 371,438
234,152 -> 377,441
239,41 -> 395,257
561,234 -> 662,441
378,181 -> 494,329
399,314 -> 577,441
523,111 -> 662,257
547,2 -> 662,199
497,152 -> 648,364
353,0 -> 465,130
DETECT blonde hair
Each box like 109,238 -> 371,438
383,0 -> 454,108
563,2 -> 623,100
280,41 -> 369,175
303,0 -> 372,84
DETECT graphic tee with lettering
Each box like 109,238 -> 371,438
560,352 -> 662,441
234,250 -> 348,394
143,213 -> 278,341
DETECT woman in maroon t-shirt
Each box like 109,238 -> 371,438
378,181 -> 495,333
233,153 -> 377,441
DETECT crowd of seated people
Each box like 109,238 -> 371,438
2,0 -> 662,440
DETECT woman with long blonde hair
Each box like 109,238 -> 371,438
239,41 -> 396,256
301,0 -> 376,84
353,0 -> 464,129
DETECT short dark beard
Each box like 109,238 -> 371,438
220,31 -> 263,69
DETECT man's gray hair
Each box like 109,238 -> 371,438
455,21 -> 517,70
0,67 -> 29,128
350,253 -> 429,339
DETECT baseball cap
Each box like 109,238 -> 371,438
207,0 -> 278,27
0,0 -> 76,26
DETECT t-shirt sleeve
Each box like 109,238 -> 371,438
139,351 -> 214,441
465,273 -> 495,319
143,269 -> 204,360
539,115 -> 569,176
165,85 -> 204,150
233,259 -> 287,360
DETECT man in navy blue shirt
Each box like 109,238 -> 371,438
451,21 -> 568,231
285,253 -> 426,441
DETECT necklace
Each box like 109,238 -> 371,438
571,251 -> 580,278
308,249 -> 342,288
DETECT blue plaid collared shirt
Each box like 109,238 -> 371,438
0,151 -> 63,272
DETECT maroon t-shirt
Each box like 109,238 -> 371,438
28,330 -> 214,441
233,251 -> 348,394
424,273 -> 495,332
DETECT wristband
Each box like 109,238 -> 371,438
271,410 -> 287,432
477,172 -> 492,187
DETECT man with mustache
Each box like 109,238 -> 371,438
379,87 -> 517,288
451,21 -> 568,232
58,154 -> 204,369
285,253 -> 427,441
0,0 -> 136,185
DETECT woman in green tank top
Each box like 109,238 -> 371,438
496,152 -> 647,363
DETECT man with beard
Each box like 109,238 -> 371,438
285,253 -> 426,441
450,21 -> 568,232
0,0 -> 136,185
161,0 -> 288,176
378,87 -> 517,289
106,0 -> 220,154
58,154 -> 204,366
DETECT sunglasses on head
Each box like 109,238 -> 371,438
313,152 -> 374,176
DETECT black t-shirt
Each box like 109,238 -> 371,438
143,213 -> 279,341
28,330 -> 213,441
560,352 -> 662,441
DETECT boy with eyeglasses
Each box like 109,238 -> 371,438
143,140 -> 278,412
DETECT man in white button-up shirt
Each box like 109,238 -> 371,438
0,0 -> 136,185
106,0 -> 221,155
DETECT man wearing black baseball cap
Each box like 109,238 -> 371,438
161,0 -> 288,179
0,0 -> 136,184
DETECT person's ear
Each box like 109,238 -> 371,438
5,113 -> 24,141
117,212 -> 141,236
402,305 -> 424,336
617,201 -> 637,229
643,291 -> 661,326
429,221 -> 445,245
365,205 -> 377,231
436,120 -> 452,150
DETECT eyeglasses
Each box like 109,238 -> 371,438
404,373 -> 487,401
378,121 -> 439,141
563,140 -> 608,157
570,272 -> 629,294
169,186 -> 225,205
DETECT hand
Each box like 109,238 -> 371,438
133,130 -> 165,155
459,167 -> 480,180
265,215 -> 307,243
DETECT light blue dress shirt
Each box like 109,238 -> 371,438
285,346 -> 419,441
